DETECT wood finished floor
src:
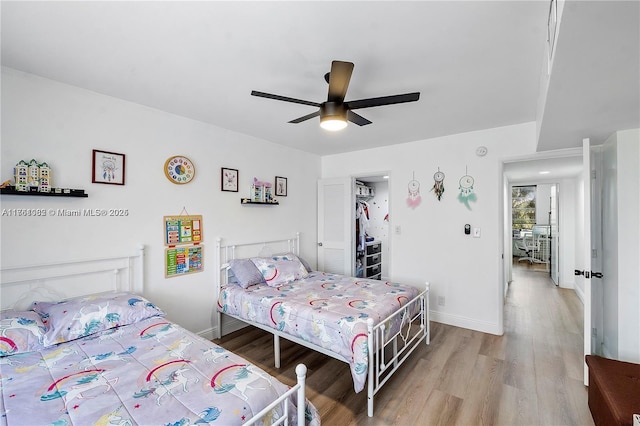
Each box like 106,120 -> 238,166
214,263 -> 593,425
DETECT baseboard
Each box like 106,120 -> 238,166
220,316 -> 249,336
197,327 -> 216,341
559,280 -> 575,290
574,284 -> 585,305
430,310 -> 502,336
197,316 -> 250,340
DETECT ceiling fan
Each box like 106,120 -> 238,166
251,60 -> 420,131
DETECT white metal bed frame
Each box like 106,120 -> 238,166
1,246 -> 310,426
215,233 -> 431,417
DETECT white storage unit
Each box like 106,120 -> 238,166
364,240 -> 382,279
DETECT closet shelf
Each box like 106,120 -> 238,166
240,198 -> 279,205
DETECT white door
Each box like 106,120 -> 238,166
317,177 -> 353,275
550,184 -> 560,285
579,139 -> 592,385
576,139 -> 604,386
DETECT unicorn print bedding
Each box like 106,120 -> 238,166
218,270 -> 421,393
0,292 -> 320,425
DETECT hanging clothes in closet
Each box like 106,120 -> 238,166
356,200 -> 370,253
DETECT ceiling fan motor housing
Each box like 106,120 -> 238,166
321,102 -> 347,120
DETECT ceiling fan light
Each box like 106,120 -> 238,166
320,102 -> 348,131
320,116 -> 348,131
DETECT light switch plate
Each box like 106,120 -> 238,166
473,228 -> 481,238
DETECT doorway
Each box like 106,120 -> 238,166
511,183 -> 555,278
316,173 -> 390,279
355,174 -> 390,280
503,153 -> 582,291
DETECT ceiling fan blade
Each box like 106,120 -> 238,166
289,110 -> 320,124
327,61 -> 354,103
346,92 -> 420,110
251,90 -> 321,108
347,110 -> 372,126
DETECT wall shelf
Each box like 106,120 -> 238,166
1,187 -> 88,198
240,198 -> 278,205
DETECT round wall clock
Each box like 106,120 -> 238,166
164,155 -> 195,184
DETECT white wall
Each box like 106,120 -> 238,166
322,122 -> 538,335
0,67 -> 321,338
599,129 -> 640,362
602,134 -> 619,357
614,129 -> 640,362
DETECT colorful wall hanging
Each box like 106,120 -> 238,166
164,214 -> 203,245
458,166 -> 477,210
406,172 -> 421,209
164,208 -> 204,278
431,168 -> 445,201
165,245 -> 203,277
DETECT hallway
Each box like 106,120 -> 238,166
503,261 -> 593,425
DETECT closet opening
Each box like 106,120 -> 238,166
354,175 -> 390,280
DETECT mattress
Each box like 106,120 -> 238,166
1,315 -> 320,425
219,271 -> 421,392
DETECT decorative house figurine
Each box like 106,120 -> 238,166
264,182 -> 273,203
38,162 -> 51,192
252,177 -> 265,202
13,159 -> 53,192
27,159 -> 40,188
13,160 -> 29,192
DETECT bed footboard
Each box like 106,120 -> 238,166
367,284 -> 430,417
245,364 -> 308,426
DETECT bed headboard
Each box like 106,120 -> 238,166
0,246 -> 145,311
214,233 -> 300,337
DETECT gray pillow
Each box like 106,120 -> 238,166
298,255 -> 314,273
273,252 -> 314,272
228,258 -> 265,288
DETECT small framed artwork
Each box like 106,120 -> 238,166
221,167 -> 239,192
92,149 -> 125,185
275,176 -> 287,197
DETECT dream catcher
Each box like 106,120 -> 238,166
101,160 -> 117,182
406,172 -> 421,209
458,166 -> 477,210
430,168 -> 445,201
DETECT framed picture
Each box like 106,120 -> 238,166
221,167 -> 239,192
92,149 -> 125,185
275,176 -> 287,196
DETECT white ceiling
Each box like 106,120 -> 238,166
1,1 -> 638,157
503,154 -> 583,183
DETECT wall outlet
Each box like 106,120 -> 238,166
437,296 -> 445,306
